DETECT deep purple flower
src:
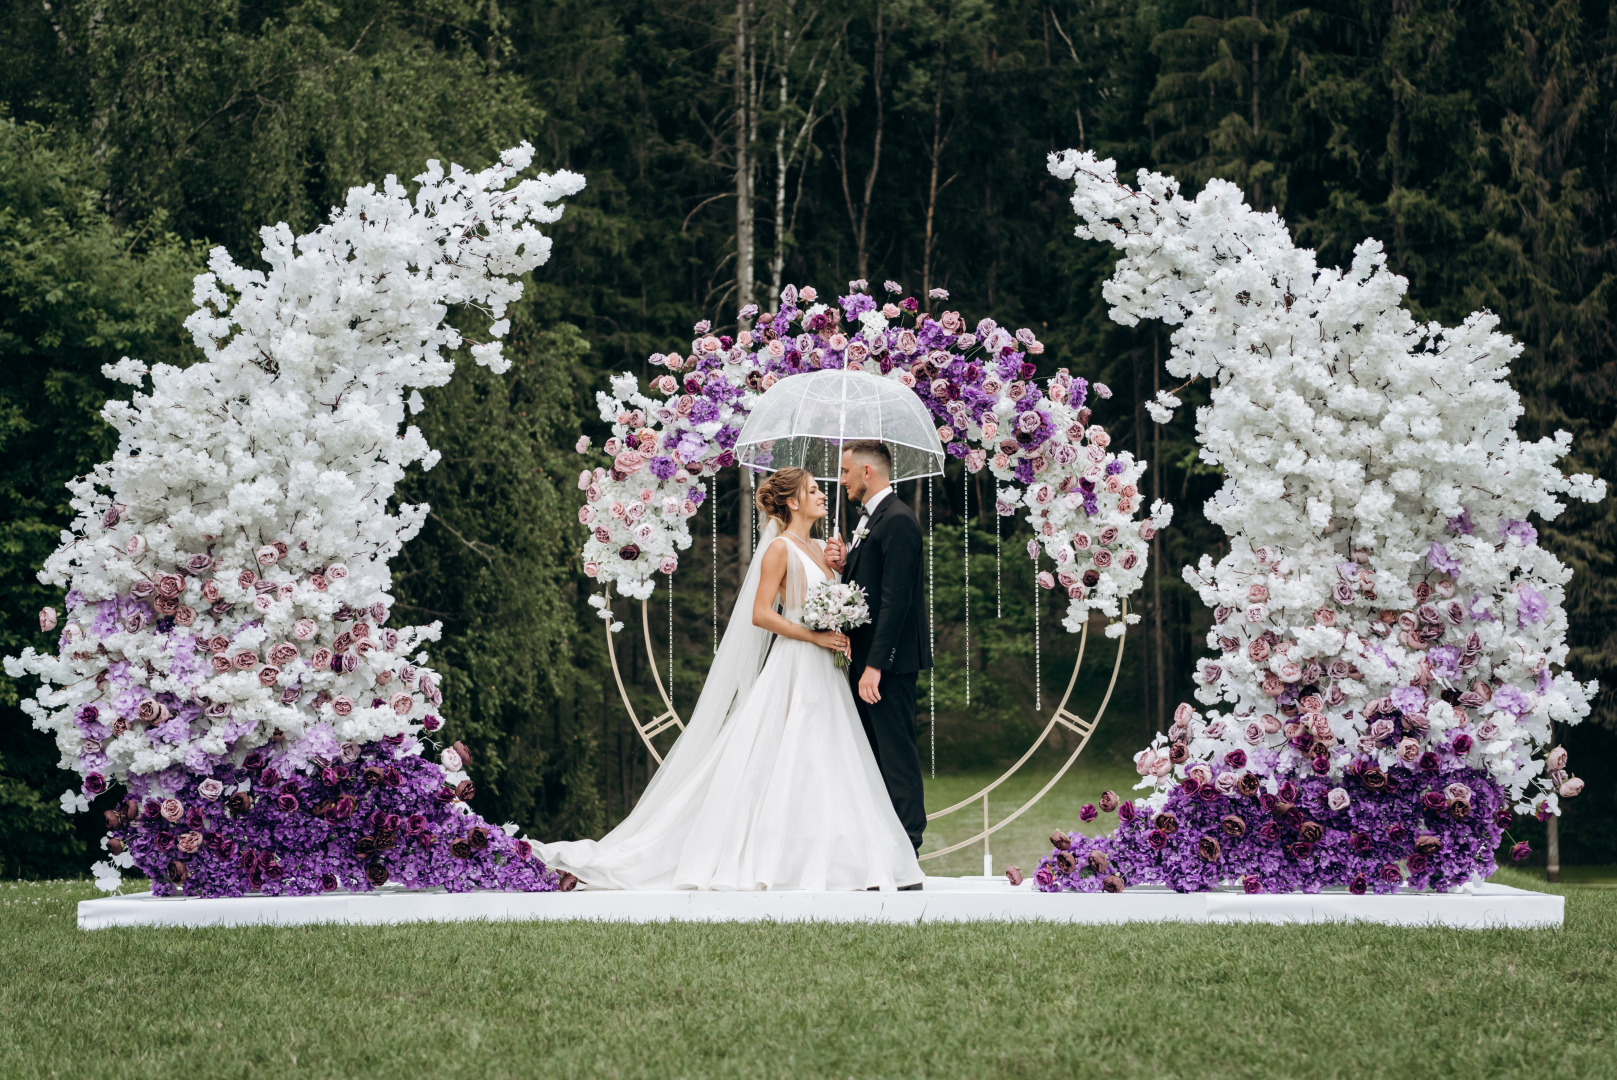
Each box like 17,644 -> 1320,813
83,772 -> 107,796
1348,875 -> 1368,895
1511,841 -> 1531,862
1117,800 -> 1135,822
1079,803 -> 1098,823
1379,862 -> 1402,883
1452,733 -> 1474,755
1242,876 -> 1262,895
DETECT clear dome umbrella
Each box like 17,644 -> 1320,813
734,367 -> 945,534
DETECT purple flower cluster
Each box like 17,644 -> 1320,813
1036,766 -> 1509,894
103,740 -> 562,898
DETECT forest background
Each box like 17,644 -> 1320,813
1,0 -> 1612,878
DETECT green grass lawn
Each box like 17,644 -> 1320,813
3,861 -> 1614,1078
919,762 -> 1141,877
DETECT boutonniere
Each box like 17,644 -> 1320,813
852,525 -> 870,545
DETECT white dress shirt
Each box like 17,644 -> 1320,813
850,486 -> 894,549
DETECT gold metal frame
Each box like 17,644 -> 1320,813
603,582 -> 1126,868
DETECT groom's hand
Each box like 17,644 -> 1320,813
858,665 -> 882,704
824,536 -> 846,572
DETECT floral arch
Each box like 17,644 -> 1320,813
574,280 -> 1173,865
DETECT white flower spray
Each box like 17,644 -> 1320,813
6,145 -> 585,796
1050,149 -> 1605,814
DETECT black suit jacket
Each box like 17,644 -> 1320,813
844,491 -> 931,675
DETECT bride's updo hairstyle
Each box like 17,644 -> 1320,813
755,467 -> 812,526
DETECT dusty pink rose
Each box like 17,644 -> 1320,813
658,556 -> 678,575
1275,661 -> 1302,683
1560,778 -> 1585,797
256,665 -> 281,687
198,779 -> 224,801
209,654 -> 232,673
331,695 -> 354,717
1245,604 -> 1268,623
1247,638 -> 1271,663
125,534 -> 147,557
252,594 -> 273,613
1546,746 -> 1568,772
1243,721 -> 1264,745
389,693 -> 414,716
290,618 -> 317,641
583,561 -> 600,578
177,831 -> 203,854
268,642 -> 299,666
1248,583 -> 1269,603
1092,549 -> 1113,569
1396,738 -> 1421,763
255,545 -> 279,566
1261,675 -> 1284,697
160,798 -> 184,823
1326,788 -> 1351,812
39,607 -> 57,632
327,563 -> 349,581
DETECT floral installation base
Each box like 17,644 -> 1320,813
105,739 -> 561,898
1033,766 -> 1514,896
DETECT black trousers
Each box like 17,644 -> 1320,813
850,668 -> 927,852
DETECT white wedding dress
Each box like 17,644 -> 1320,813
538,521 -> 924,891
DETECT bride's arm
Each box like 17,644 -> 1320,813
752,541 -> 847,652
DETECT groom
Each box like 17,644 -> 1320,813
825,440 -> 930,861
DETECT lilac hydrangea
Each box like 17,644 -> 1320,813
108,739 -> 561,898
1036,766 -> 1509,895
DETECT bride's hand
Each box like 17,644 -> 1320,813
814,630 -> 848,654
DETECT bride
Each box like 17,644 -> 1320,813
538,467 -> 925,891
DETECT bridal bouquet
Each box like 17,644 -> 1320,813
800,581 -> 871,668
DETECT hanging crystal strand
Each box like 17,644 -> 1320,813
1033,545 -> 1041,713
963,472 -> 970,707
995,486 -> 1002,619
928,474 -> 936,780
710,475 -> 718,655
668,572 -> 675,709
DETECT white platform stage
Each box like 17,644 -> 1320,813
78,876 -> 1561,930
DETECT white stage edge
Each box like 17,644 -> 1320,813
79,876 -> 1561,930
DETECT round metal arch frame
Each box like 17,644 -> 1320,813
601,585 -> 1127,868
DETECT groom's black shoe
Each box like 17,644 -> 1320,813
899,882 -> 923,891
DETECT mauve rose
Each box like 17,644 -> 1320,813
1560,778 -> 1585,798
1376,862 -> 1401,883
136,698 -> 161,723
1511,841 -> 1532,862
1093,549 -> 1113,569
131,580 -> 156,599
1098,790 -> 1120,813
198,779 -> 224,801
159,798 -> 184,822
1078,803 -> 1098,823
1201,663 -> 1224,685
331,695 -> 354,717
1247,638 -> 1271,663
255,665 -> 280,687
1220,814 -> 1247,838
1394,737 -> 1420,763
1224,748 -> 1248,769
175,831 -> 202,855
1120,551 -> 1138,570
1326,788 -> 1351,812
268,642 -> 298,666
1118,800 -> 1135,822
384,693 -> 410,717
122,611 -> 146,634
